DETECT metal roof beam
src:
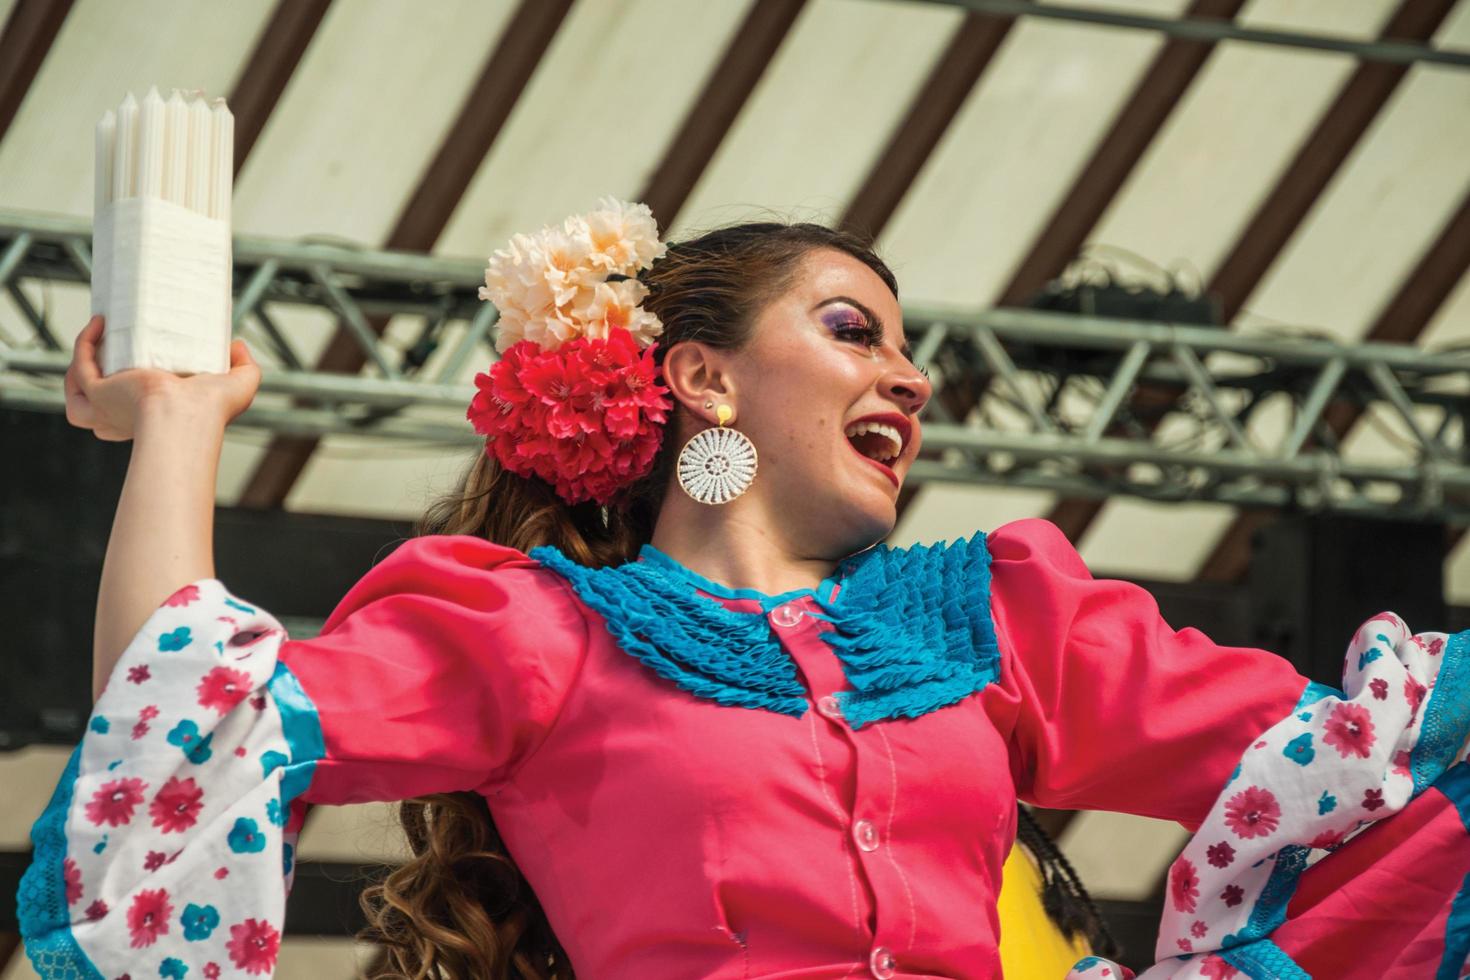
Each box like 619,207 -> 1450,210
235,0 -> 575,509
637,0 -> 808,229
909,0 -> 1470,69
0,0 -> 73,147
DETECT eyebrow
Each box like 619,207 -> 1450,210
811,295 -> 913,361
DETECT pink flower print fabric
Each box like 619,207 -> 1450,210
19,579 -> 299,979
1145,612 -> 1469,975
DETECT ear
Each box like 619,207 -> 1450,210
661,341 -> 738,427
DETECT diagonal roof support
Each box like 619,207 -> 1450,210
237,0 -> 575,509
227,0 -> 334,176
839,11 -> 1014,240
1196,186 -> 1470,583
637,0 -> 807,230
1046,0 -> 1457,542
0,0 -> 74,147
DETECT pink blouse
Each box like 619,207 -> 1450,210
18,518 -> 1470,979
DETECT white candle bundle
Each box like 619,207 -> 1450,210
92,87 -> 234,376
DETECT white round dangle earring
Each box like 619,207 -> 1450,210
676,404 -> 758,505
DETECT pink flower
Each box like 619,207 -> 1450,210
1176,938 -> 1193,953
467,329 -> 672,505
126,888 -> 172,947
1191,920 -> 1208,938
164,584 -> 200,606
203,964 -> 221,980
131,721 -> 150,740
1206,841 -> 1235,868
1223,785 -> 1281,839
1363,788 -> 1386,812
1369,678 -> 1388,700
215,867 -> 230,880
1220,884 -> 1245,907
1429,636 -> 1446,656
149,776 -> 205,833
227,918 -> 281,975
85,899 -> 108,921
1323,703 -> 1376,759
1312,827 -> 1347,850
1405,677 -> 1427,721
143,850 -> 167,871
1200,956 -> 1240,980
1169,858 -> 1199,914
126,665 -> 151,685
249,695 -> 267,711
1393,749 -> 1413,777
138,705 -> 159,722
84,777 -> 147,827
197,666 -> 253,715
63,857 -> 82,905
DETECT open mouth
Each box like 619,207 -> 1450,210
840,414 -> 905,476
843,419 -> 906,466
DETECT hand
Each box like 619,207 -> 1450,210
63,315 -> 262,441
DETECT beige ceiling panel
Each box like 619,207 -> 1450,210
669,0 -> 962,238
0,746 -> 72,850
890,482 -> 1057,547
272,938 -> 377,980
232,0 -> 518,245
1234,13 -> 1470,340
876,3 -> 1187,308
297,801 -> 412,863
0,0 -> 275,214
1057,808 -> 1190,901
439,0 -> 754,260
1078,498 -> 1242,581
1088,0 -> 1395,282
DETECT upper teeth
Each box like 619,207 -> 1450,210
844,421 -> 903,462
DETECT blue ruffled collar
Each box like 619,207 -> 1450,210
531,533 -> 1000,728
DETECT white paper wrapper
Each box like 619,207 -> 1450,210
93,197 -> 232,377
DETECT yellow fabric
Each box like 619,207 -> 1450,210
997,842 -> 1091,978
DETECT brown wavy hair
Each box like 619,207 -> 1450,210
356,220 -> 897,979
356,218 -> 1112,976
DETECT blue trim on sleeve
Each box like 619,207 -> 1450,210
266,660 -> 325,807
1223,845 -> 1310,949
1295,680 -> 1341,710
1434,764 -> 1470,979
15,744 -> 104,979
1219,938 -> 1310,980
1413,630 -> 1470,797
1439,870 -> 1470,980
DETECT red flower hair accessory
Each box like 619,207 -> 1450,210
468,199 -> 673,505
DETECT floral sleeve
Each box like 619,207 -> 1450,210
15,536 -> 587,979
18,581 -> 301,978
1065,615 -> 1470,980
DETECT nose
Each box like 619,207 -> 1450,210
881,362 -> 931,416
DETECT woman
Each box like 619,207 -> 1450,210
18,201 -> 1470,979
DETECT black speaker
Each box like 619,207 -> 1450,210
1248,515 -> 1446,688
0,408 -> 413,748
0,409 -> 130,748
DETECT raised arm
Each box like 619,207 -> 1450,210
62,315 -> 259,699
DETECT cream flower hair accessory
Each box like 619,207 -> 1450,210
467,198 -> 674,506
478,196 -> 668,352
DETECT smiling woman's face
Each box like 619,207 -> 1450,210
720,247 -> 931,557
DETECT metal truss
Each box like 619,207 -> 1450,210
3,208 -> 1468,523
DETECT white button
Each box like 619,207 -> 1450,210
770,602 -> 804,627
817,695 -> 843,721
853,818 -> 879,852
869,946 -> 896,979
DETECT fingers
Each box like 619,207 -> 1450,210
71,315 -> 104,387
